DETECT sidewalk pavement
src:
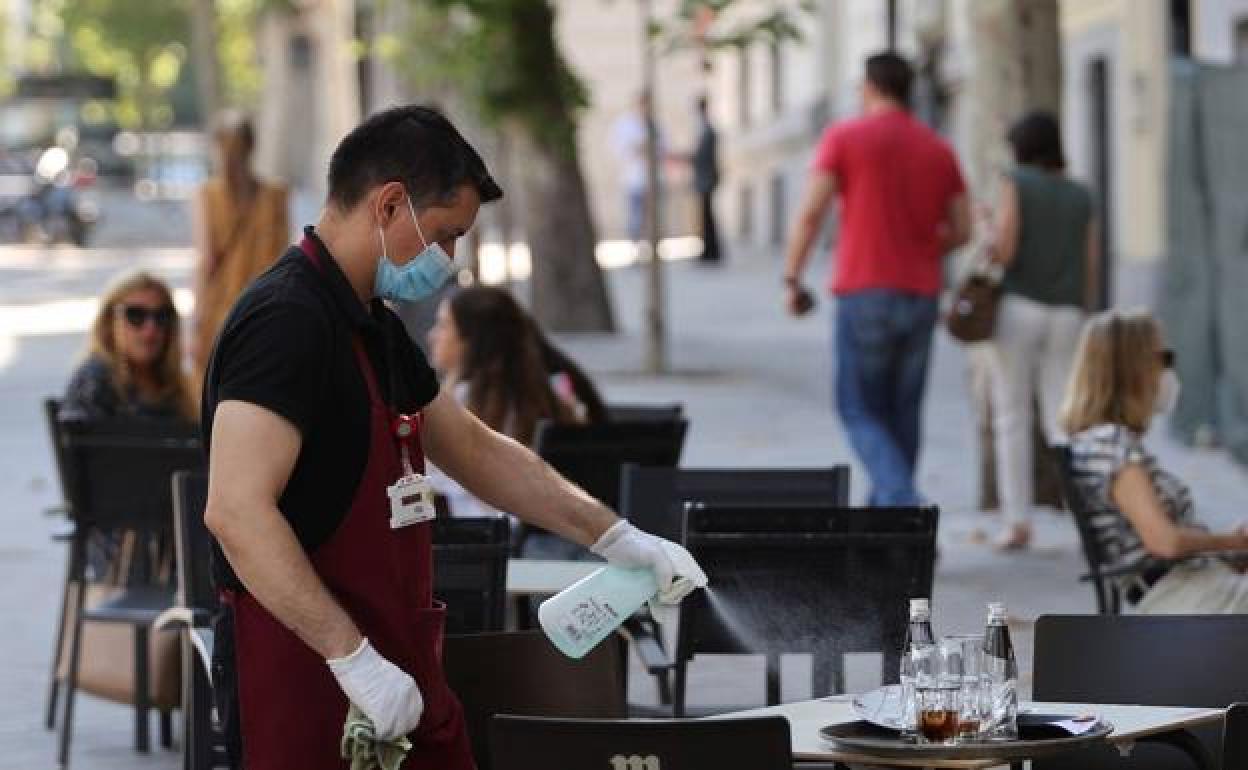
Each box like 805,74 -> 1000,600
2,243 -> 1245,767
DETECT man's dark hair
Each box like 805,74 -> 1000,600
327,105 -> 503,210
1008,111 -> 1066,170
864,52 -> 914,106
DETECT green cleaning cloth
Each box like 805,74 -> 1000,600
340,704 -> 413,770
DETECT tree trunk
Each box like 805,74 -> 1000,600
188,0 -> 223,126
957,0 -> 1064,511
507,1 -> 614,333
518,130 -> 615,332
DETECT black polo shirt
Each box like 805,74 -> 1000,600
202,227 -> 441,589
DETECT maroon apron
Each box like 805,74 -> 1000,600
221,239 -> 474,769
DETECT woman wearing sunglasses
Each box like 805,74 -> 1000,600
1064,310 -> 1248,613
63,270 -> 195,421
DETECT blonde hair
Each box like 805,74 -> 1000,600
89,270 -> 195,420
1059,309 -> 1162,435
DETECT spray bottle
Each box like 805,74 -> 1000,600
539,566 -> 662,659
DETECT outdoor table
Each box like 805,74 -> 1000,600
719,695 -> 1225,769
505,558 -> 599,597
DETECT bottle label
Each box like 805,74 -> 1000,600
558,596 -> 621,645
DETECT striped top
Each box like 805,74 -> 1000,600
1069,424 -> 1201,589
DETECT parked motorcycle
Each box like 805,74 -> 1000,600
0,145 -> 99,246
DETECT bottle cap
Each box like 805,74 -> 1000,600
987,602 -> 1007,620
909,598 -> 930,619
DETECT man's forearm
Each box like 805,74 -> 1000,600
784,216 -> 819,281
209,502 -> 362,659
456,430 -> 617,547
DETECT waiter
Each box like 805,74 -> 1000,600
201,106 -> 706,769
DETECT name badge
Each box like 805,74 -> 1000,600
386,473 -> 436,529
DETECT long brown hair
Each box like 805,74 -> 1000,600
1060,309 -> 1162,435
89,270 -> 195,419
448,286 -> 575,445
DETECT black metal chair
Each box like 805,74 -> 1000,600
1051,445 -> 1217,615
1224,702 -> 1248,769
43,398 -> 76,729
433,515 -> 511,634
605,402 -> 684,423
169,470 -> 227,770
523,418 -> 688,559
1034,614 -> 1248,770
618,464 -> 851,543
444,630 -> 627,770
489,715 -> 792,770
53,417 -> 203,766
616,465 -> 852,706
532,418 -> 688,511
669,503 -> 939,716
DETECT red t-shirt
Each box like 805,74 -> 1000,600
813,110 -> 966,297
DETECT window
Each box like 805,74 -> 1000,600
769,40 -> 785,114
1169,0 -> 1192,56
1236,17 -> 1248,64
737,44 -> 752,128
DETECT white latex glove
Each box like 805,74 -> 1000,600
591,520 -> 708,618
327,638 -> 424,741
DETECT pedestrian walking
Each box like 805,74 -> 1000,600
200,106 -> 705,769
984,111 -> 1099,550
691,95 -> 721,263
190,111 -> 289,382
782,52 -> 970,506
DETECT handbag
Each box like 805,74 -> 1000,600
945,255 -> 1003,344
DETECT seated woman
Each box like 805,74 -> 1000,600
63,270 -> 195,421
1063,310 -> 1248,613
426,286 -> 592,557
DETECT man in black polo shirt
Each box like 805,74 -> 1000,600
201,106 -> 706,769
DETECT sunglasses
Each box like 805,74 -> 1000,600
118,304 -> 175,329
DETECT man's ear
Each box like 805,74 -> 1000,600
373,181 -> 406,226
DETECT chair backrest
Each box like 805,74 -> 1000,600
1224,702 -> 1248,769
678,503 -> 938,684
489,715 -> 792,770
56,416 -> 203,534
433,516 -> 510,634
618,465 -> 851,543
605,403 -> 684,423
1050,445 -> 1121,614
43,398 -> 74,509
532,419 -> 688,510
444,630 -> 627,770
1034,615 -> 1248,770
171,470 -> 215,614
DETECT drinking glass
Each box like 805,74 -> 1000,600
913,643 -> 961,745
943,634 -> 987,742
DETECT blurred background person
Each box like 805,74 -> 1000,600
1065,311 -> 1248,613
691,94 -> 721,264
190,111 -> 289,380
984,111 -> 1098,550
612,90 -> 664,245
425,286 -> 593,540
63,270 -> 195,421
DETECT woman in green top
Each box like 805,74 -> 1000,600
985,111 -> 1100,550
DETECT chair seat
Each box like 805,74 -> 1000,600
82,586 -> 175,626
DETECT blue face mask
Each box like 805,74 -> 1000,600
373,195 -> 455,302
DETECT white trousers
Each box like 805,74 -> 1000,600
1134,561 -> 1248,614
986,294 -> 1086,524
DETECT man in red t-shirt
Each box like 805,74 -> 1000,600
783,52 -> 970,506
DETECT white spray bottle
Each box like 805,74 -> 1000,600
539,566 -> 662,659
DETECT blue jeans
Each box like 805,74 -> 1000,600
834,290 -> 939,506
